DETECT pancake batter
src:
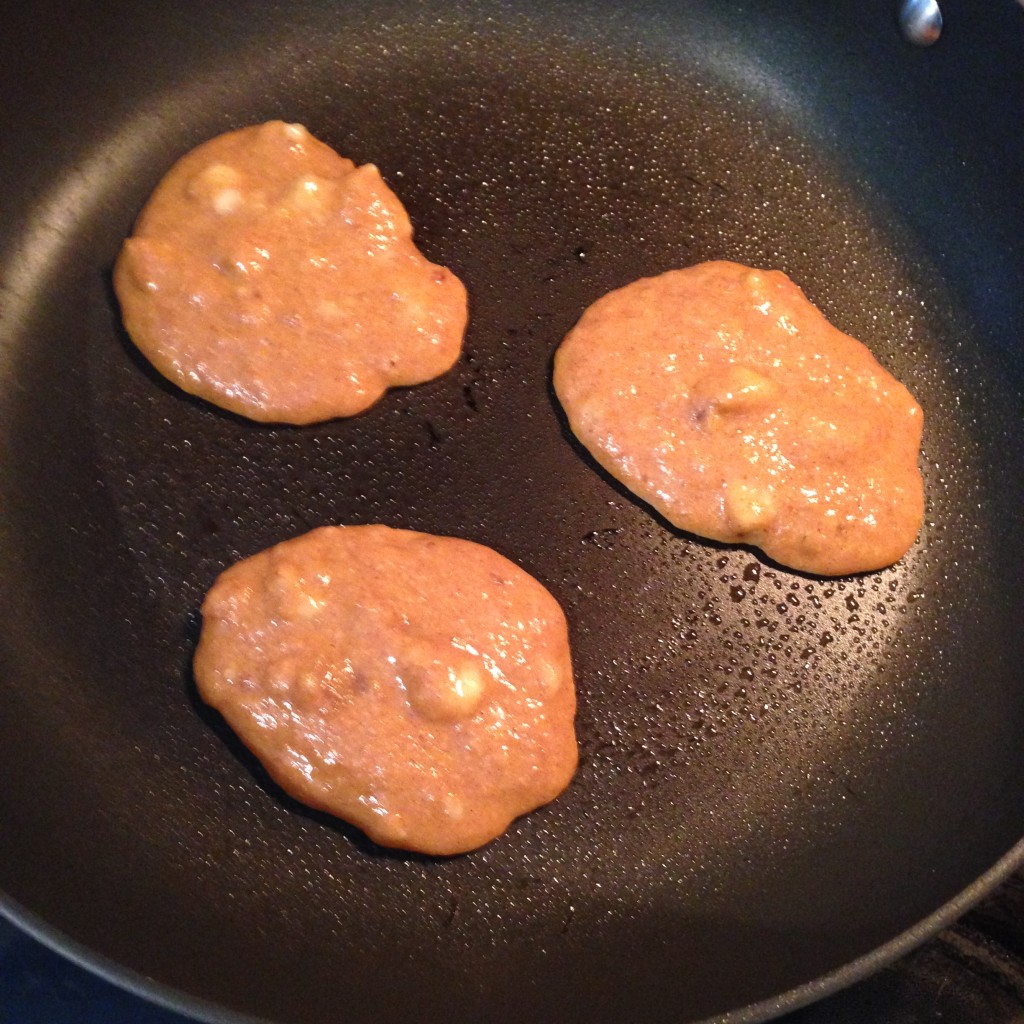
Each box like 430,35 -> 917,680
115,121 -> 467,423
553,261 -> 924,575
194,525 -> 578,855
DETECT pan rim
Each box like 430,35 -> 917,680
3,836 -> 1024,1024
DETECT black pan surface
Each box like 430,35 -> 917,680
1,2 -> 1023,1022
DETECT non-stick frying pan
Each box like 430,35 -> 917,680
1,1 -> 1022,1021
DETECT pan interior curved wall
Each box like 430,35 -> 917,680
0,2 -> 1021,1022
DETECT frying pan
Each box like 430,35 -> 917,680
1,1 -> 1022,1021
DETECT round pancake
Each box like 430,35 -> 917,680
114,121 -> 467,424
193,525 -> 578,855
553,261 -> 924,576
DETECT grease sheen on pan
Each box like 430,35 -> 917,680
193,525 -> 578,855
114,121 -> 467,424
554,261 -> 924,576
